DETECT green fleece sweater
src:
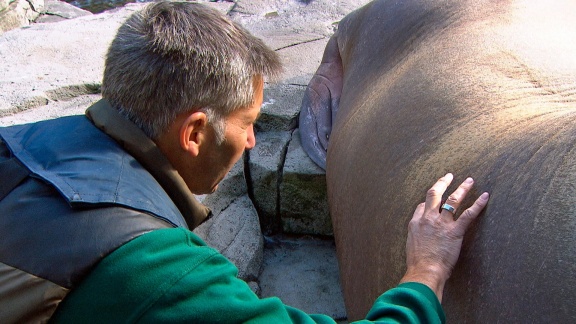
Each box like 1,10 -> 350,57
51,228 -> 445,323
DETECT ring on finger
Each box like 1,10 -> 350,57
441,203 -> 456,214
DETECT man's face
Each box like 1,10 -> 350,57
196,77 -> 263,194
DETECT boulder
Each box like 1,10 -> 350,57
260,235 -> 346,319
0,0 -> 45,34
280,129 -> 330,235
35,0 -> 91,24
0,0 -> 10,12
194,195 -> 264,281
248,130 -> 292,233
0,94 -> 100,126
195,159 -> 264,281
0,3 -> 140,116
258,84 -> 304,132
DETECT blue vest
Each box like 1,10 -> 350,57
0,116 -> 188,322
0,115 -> 187,228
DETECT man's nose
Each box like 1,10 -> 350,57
245,124 -> 256,150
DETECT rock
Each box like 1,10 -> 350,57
247,281 -> 261,295
248,130 -> 292,233
259,235 -> 346,320
258,84 -> 304,132
0,0 -> 10,12
232,0 -> 366,38
199,0 -> 235,14
237,20 -> 332,86
195,158 -> 264,281
232,0 -> 371,86
0,0 -> 45,34
0,94 -> 101,126
276,37 -> 333,86
0,3 -> 143,116
194,195 -> 264,281
35,0 -> 92,24
280,129 -> 331,235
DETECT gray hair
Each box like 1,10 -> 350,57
102,1 -> 282,141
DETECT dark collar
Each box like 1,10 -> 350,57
85,99 -> 211,229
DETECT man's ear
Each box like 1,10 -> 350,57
179,111 -> 208,157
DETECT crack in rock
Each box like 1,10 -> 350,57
274,37 -> 326,52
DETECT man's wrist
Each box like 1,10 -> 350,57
400,266 -> 447,303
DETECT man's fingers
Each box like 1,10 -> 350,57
411,202 -> 426,221
440,177 -> 474,219
454,192 -> 490,234
425,173 -> 453,213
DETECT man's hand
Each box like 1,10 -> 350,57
400,173 -> 489,302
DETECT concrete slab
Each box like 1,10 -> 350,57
36,0 -> 91,23
280,129 -> 331,235
276,37 -> 332,86
260,83 -> 306,132
248,130 -> 292,234
194,195 -> 264,281
0,4 -> 138,115
0,93 -> 100,126
260,234 -> 346,320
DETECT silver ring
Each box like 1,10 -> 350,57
441,203 -> 456,214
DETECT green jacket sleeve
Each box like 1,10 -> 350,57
50,228 -> 444,323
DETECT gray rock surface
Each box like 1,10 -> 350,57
280,128 -> 331,235
258,83 -> 304,132
0,0 -> 10,12
0,0 -> 372,320
195,195 -> 264,281
0,0 -> 45,33
195,158 -> 264,281
0,4 -> 131,115
35,0 -> 92,23
0,94 -> 100,126
249,130 -> 292,233
260,235 -> 346,320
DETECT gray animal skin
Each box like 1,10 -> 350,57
299,0 -> 576,322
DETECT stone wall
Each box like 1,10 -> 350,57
0,0 -> 45,33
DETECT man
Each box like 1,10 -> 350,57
0,2 -> 488,323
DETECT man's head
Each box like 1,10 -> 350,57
102,1 -> 281,194
102,1 -> 281,141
